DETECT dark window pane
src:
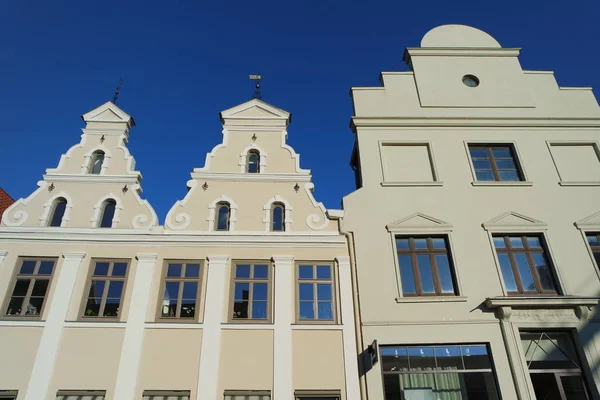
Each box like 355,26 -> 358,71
515,253 -> 535,291
31,280 -> 49,297
586,234 -> 599,246
100,201 -> 116,228
396,238 -> 410,250
107,281 -> 124,298
272,206 -> 284,231
299,283 -> 313,301
435,254 -> 455,294
236,265 -> 250,278
167,263 -> 182,277
233,300 -> 248,318
317,301 -> 333,320
499,170 -> 520,181
19,260 -> 36,274
234,282 -> 250,301
317,265 -> 331,279
180,300 -> 196,318
164,282 -> 180,299
493,237 -> 506,249
112,263 -> 127,277
510,237 -> 524,248
417,255 -> 435,294
492,148 -> 512,158
533,253 -> 556,291
26,297 -> 44,315
299,265 -> 313,279
495,159 -> 516,169
216,205 -> 229,230
435,346 -> 463,369
432,238 -> 446,249
414,238 -> 427,249
103,299 -> 120,316
12,280 -> 30,296
299,302 -> 314,319
182,282 -> 198,299
469,148 -> 489,158
253,265 -> 268,279
161,299 -> 177,317
248,153 -> 259,173
476,170 -> 495,181
94,262 -> 110,276
253,283 -> 268,301
398,255 -> 416,295
84,299 -> 101,316
6,297 -> 24,315
38,261 -> 55,275
594,252 -> 600,269
88,280 -> 105,298
50,200 -> 67,227
531,373 -> 562,400
473,159 -> 492,169
407,346 -> 436,369
560,375 -> 588,399
498,254 -> 518,292
252,301 -> 267,319
185,264 -> 200,278
462,345 -> 491,369
317,283 -> 332,301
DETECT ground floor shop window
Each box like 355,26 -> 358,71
520,331 -> 590,399
380,344 -> 500,400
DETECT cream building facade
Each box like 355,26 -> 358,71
0,99 -> 360,400
343,25 -> 600,399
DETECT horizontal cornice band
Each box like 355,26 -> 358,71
351,117 -> 600,129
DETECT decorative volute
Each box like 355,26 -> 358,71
166,98 -> 338,232
1,102 -> 158,229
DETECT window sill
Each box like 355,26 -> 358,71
381,181 -> 443,187
559,181 -> 600,187
0,319 -> 46,327
471,181 -> 533,187
395,296 -> 468,304
64,321 -> 126,328
222,323 -> 274,329
145,322 -> 204,329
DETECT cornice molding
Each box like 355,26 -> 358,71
43,173 -> 141,184
190,171 -> 311,182
485,296 -> 599,309
351,117 -> 600,129
405,47 -> 521,58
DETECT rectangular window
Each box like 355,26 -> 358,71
158,261 -> 202,320
469,144 -> 523,181
57,390 -> 105,400
395,236 -> 458,296
493,235 -> 559,295
230,262 -> 271,322
0,391 -> 18,400
381,344 -> 500,400
224,391 -> 271,400
296,263 -> 335,323
81,259 -> 129,319
143,390 -> 190,400
586,233 -> 600,268
295,390 -> 341,400
4,258 -> 56,318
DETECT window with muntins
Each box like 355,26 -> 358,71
224,391 -> 271,400
247,150 -> 260,173
271,203 -> 285,231
381,344 -> 500,399
230,262 -> 271,322
89,150 -> 105,174
469,145 -> 523,181
99,199 -> 116,228
143,390 -> 190,400
4,258 -> 56,318
49,198 -> 67,227
82,260 -> 128,318
586,233 -> 600,268
493,235 -> 558,295
57,391 -> 105,400
215,202 -> 231,231
159,261 -> 202,320
395,236 -> 458,296
297,263 -> 335,322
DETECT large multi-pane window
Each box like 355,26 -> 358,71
586,233 -> 600,268
224,391 -> 271,400
381,344 -> 500,399
493,235 -> 559,295
158,261 -> 202,320
395,236 -> 458,296
230,262 -> 271,322
468,144 -> 523,181
56,390 -> 105,400
4,258 -> 56,318
297,263 -> 335,323
143,390 -> 190,400
81,260 -> 129,319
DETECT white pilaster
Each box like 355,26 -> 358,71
197,255 -> 229,400
336,256 -> 361,400
113,253 -> 159,400
24,252 -> 86,400
272,255 -> 294,400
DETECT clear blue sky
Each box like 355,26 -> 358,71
1,1 -> 598,221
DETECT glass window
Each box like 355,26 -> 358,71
143,391 -> 190,400
49,198 -> 67,227
297,263 -> 335,323
159,261 -> 202,320
89,151 -> 105,174
395,236 -> 458,296
215,202 -> 231,231
493,235 -> 559,294
381,344 -> 500,400
57,391 -> 105,400
224,392 -> 271,400
247,150 -> 260,173
0,391 -> 17,400
82,260 -> 129,319
468,144 -> 523,182
230,262 -> 271,322
4,258 -> 56,318
99,199 -> 116,228
586,233 -> 600,269
271,203 -> 285,232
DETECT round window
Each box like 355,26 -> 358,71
462,75 -> 480,87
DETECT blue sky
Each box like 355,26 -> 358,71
1,0 -> 598,221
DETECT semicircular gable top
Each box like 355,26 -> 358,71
1,101 -> 158,229
166,98 -> 338,232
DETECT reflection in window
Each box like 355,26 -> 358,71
231,263 -> 270,321
468,145 -> 523,182
297,264 -> 335,322
271,202 -> 285,232
586,233 -> 600,268
99,199 -> 116,228
381,344 -> 500,399
160,262 -> 201,319
49,197 -> 67,227
4,258 -> 56,318
215,202 -> 231,231
83,260 -> 128,318
247,150 -> 260,173
89,150 -> 105,174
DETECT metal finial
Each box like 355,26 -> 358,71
202,182 -> 209,191
122,185 -> 128,194
48,183 -> 55,192
294,183 -> 300,192
100,135 -> 105,143
249,74 -> 263,100
252,134 -> 257,142
112,78 -> 124,104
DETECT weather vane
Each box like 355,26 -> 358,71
112,78 -> 123,104
249,74 -> 263,100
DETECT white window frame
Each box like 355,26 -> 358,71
463,140 -> 533,186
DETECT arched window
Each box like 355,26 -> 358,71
89,151 -> 105,174
271,202 -> 285,232
49,198 -> 67,227
215,202 -> 231,231
247,150 -> 260,173
99,199 -> 116,228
